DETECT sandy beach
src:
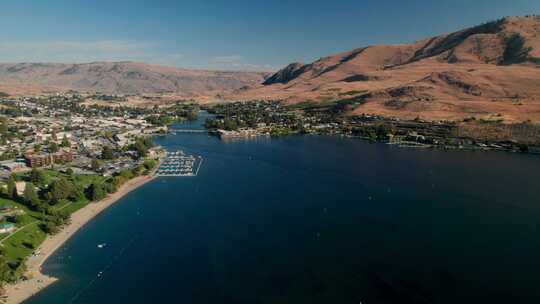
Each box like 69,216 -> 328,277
2,174 -> 157,304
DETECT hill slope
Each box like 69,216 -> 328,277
0,61 -> 267,96
232,16 -> 540,122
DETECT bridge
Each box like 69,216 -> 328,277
169,129 -> 208,134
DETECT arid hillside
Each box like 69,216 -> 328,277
232,16 -> 540,122
0,61 -> 267,97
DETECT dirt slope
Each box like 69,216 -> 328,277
0,61 -> 267,97
232,16 -> 540,122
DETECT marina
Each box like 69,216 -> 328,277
156,150 -> 203,177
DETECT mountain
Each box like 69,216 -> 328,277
232,16 -> 540,122
0,61 -> 268,96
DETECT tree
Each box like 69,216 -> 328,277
91,159 -> 103,172
0,118 -> 8,135
103,179 -> 117,194
60,135 -> 70,148
34,144 -> 42,153
30,168 -> 46,186
86,183 -> 106,201
6,175 -> 17,200
101,146 -> 114,160
23,182 -> 40,209
65,167 -> 74,176
48,178 -> 73,203
143,159 -> 156,171
41,221 -> 59,234
129,137 -> 154,159
49,142 -> 59,153
0,256 -> 12,285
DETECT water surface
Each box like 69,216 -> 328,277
26,115 -> 540,303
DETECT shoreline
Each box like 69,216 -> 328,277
2,174 -> 157,304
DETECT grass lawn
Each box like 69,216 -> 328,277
71,174 -> 107,189
61,200 -> 89,215
0,197 -> 42,220
16,169 -> 106,189
1,222 -> 46,263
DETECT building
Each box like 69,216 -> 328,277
0,223 -> 16,234
15,182 -> 27,196
0,161 -> 27,172
24,150 -> 74,168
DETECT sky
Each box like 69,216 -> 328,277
0,0 -> 538,71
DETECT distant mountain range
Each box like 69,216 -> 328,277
0,61 -> 268,96
232,16 -> 540,122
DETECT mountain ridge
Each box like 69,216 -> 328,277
231,15 -> 540,122
0,61 -> 269,96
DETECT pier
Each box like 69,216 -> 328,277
156,150 -> 203,177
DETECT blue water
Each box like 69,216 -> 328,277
26,114 -> 540,303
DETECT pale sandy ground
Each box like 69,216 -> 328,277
2,174 -> 157,304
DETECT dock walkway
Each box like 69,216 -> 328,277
156,150 -> 202,177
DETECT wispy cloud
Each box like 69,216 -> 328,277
0,40 -> 184,66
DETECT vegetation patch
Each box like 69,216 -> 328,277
500,33 -> 533,65
338,90 -> 368,97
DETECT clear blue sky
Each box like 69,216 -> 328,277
0,0 -> 538,70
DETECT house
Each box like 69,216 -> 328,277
0,223 -> 16,234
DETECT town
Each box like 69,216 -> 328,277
0,91 -> 199,285
203,100 -> 540,153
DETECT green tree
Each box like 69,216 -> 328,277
60,135 -> 70,148
41,221 -> 59,234
0,118 -> 8,135
48,178 -> 73,203
133,141 -> 148,158
49,142 -> 59,153
65,167 -> 74,176
34,144 -> 42,153
6,175 -> 17,200
30,168 -> 46,186
143,159 -> 156,171
91,159 -> 103,172
0,256 -> 13,284
101,146 -> 114,160
23,182 -> 41,209
86,183 -> 106,201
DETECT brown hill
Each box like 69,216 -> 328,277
0,61 -> 267,97
232,16 -> 540,122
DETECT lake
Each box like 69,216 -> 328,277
25,114 -> 540,304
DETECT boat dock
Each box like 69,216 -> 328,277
156,150 -> 203,177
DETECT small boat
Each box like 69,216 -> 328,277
97,243 -> 107,249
